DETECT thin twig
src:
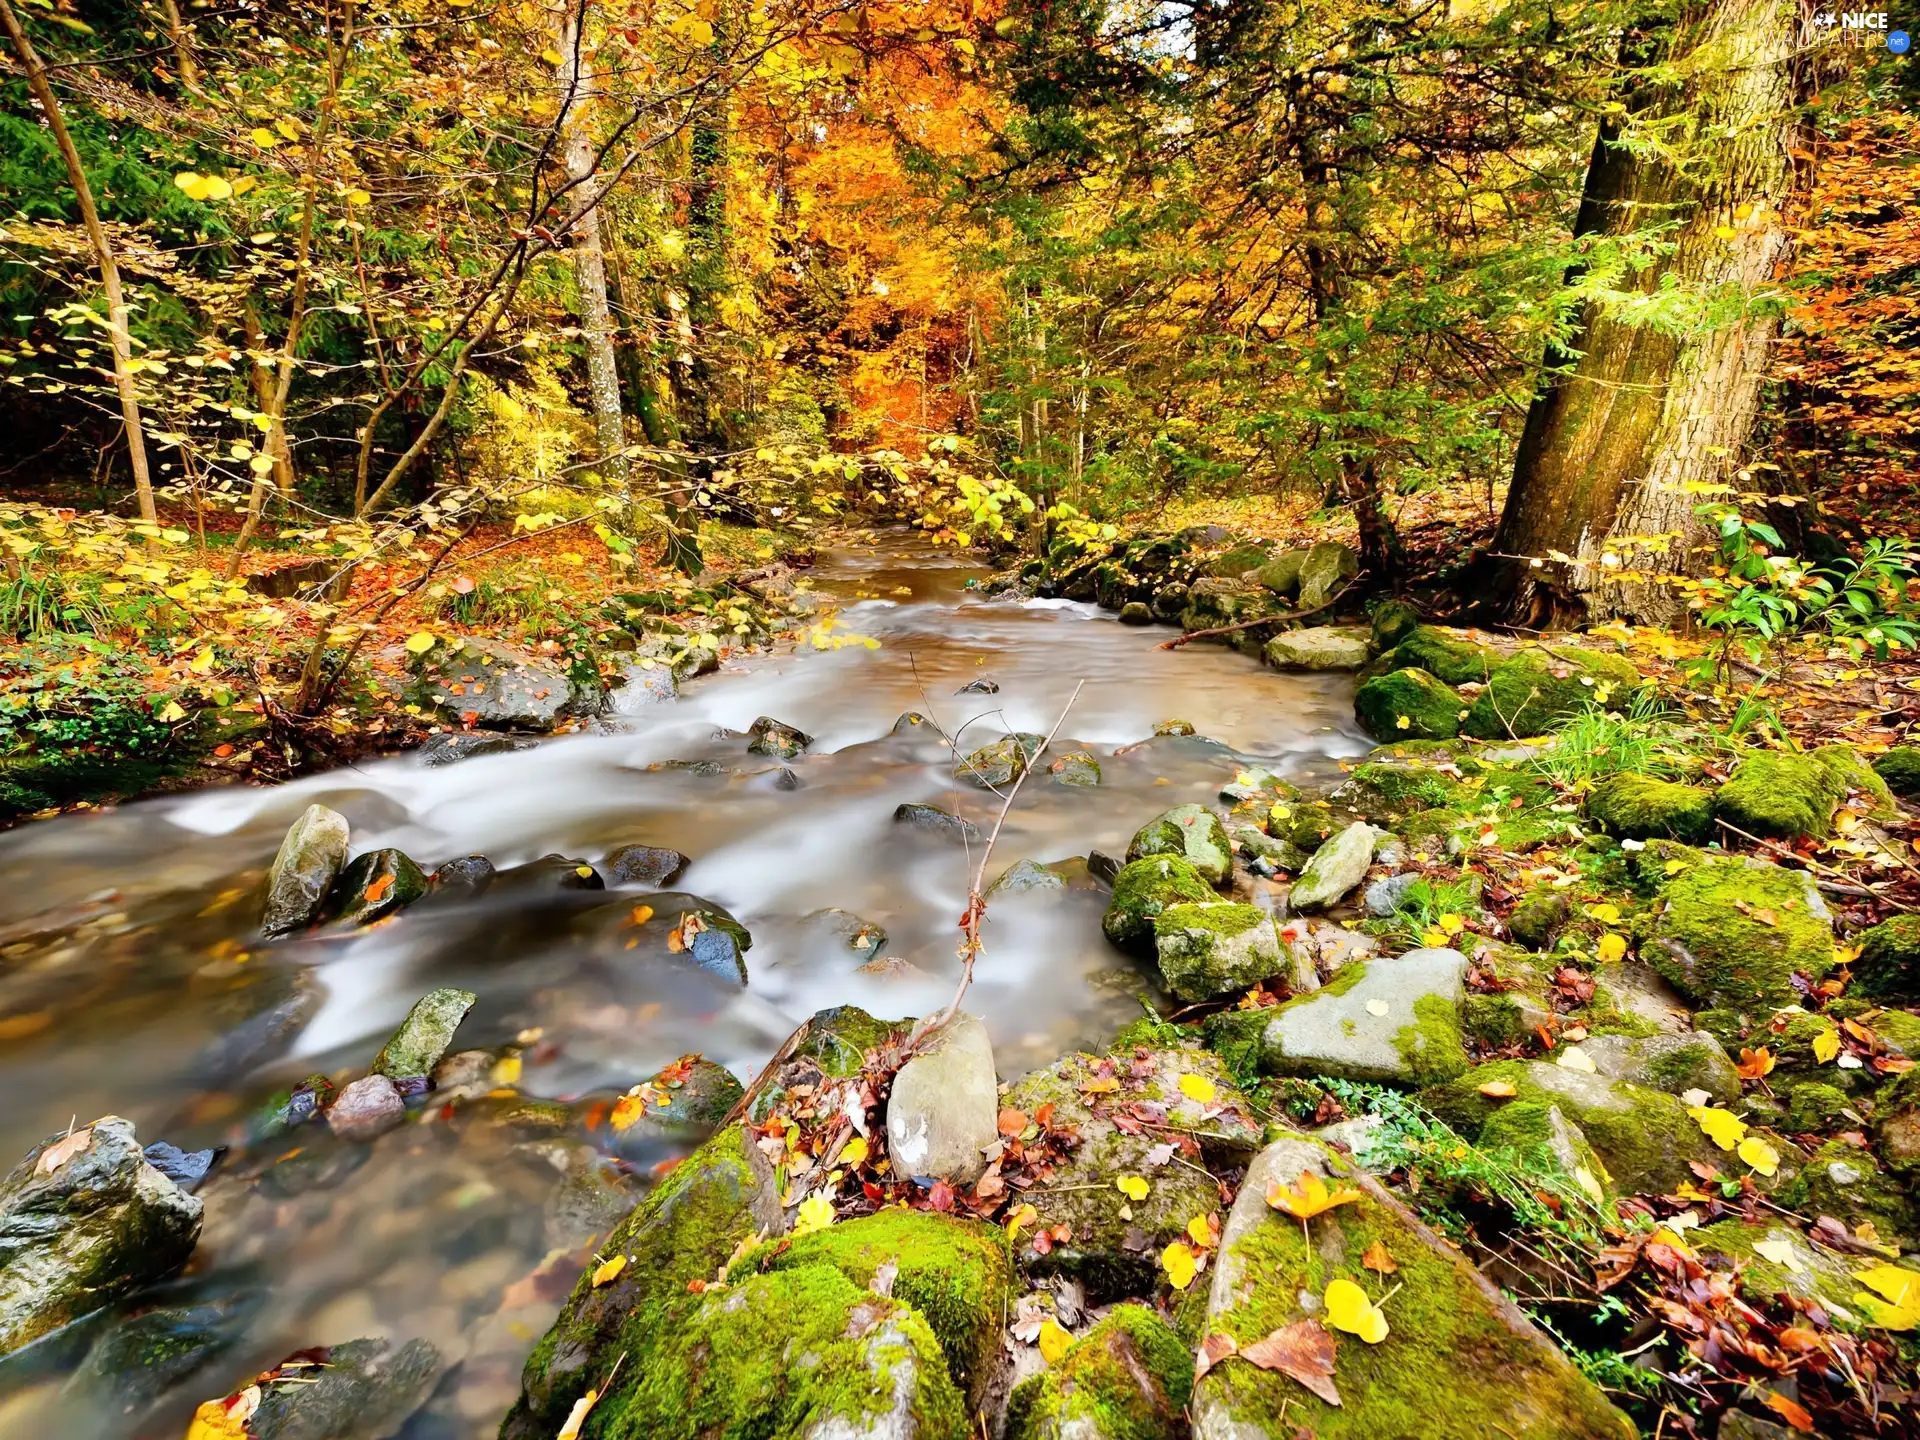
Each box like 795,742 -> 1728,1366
1157,572 -> 1366,650
1712,818 -> 1918,914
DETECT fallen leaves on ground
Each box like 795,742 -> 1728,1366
1239,1318 -> 1343,1405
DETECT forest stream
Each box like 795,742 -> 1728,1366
0,533 -> 1366,1439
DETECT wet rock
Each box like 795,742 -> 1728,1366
252,1143 -> 368,1200
1006,1304 -> 1191,1440
1853,913 -> 1920,1002
1578,1031 -> 1742,1104
603,844 -> 691,887
894,802 -> 982,843
956,678 -> 1000,694
1264,626 -> 1369,671
746,715 -> 813,759
261,804 -> 350,938
608,1056 -> 746,1149
325,847 -> 429,927
1047,748 -> 1103,786
326,1076 -> 405,1142
1192,1136 -> 1634,1440
1369,598 -> 1422,652
1287,821 -> 1380,911
0,1116 -> 203,1356
988,858 -> 1070,898
1260,949 -> 1469,1085
249,1337 -> 444,1440
891,711 -> 938,736
648,898 -> 753,984
408,635 -> 587,732
614,657 -> 678,705
1152,719 -> 1196,737
426,854 -> 494,901
490,854 -> 605,894
1354,667 -> 1464,742
1149,584 -> 1188,622
1118,601 -> 1154,625
957,731 -> 1046,788
1646,857 -> 1835,1009
1126,803 -> 1233,885
191,968 -> 322,1083
430,1050 -> 498,1098
419,732 -> 532,767
765,1209 -> 1014,1411
62,1295 -> 254,1419
887,1013 -> 998,1183
1087,849 -> 1124,886
1102,855 -> 1216,955
799,907 -> 888,963
1253,548 -> 1310,596
142,1142 -> 219,1193
249,1074 -> 336,1142
1005,1048 -> 1261,1297
1153,902 -> 1286,1003
754,764 -> 803,791
747,1006 -> 906,1124
372,986 -> 477,1081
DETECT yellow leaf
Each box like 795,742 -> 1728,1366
541,46 -> 564,65
842,1135 -> 869,1167
346,188 -> 371,206
1266,1170 -> 1364,1220
591,1254 -> 627,1287
794,1194 -> 835,1234
1395,715 -> 1411,730
1572,1164 -> 1606,1205
1689,1106 -> 1748,1151
250,127 -> 280,147
1714,224 -> 1738,240
1116,1175 -> 1149,1201
201,175 -> 232,201
610,1090 -> 649,1131
157,699 -> 188,723
1188,1213 -> 1214,1248
556,1388 -> 598,1440
1161,1241 -> 1198,1290
1856,1264 -> 1919,1307
404,630 -> 438,654
491,1055 -> 522,1086
188,646 -> 216,674
1813,1029 -> 1841,1063
1006,1202 -> 1039,1243
1556,1046 -> 1597,1074
1324,1277 -> 1389,1344
1596,932 -> 1627,964
1037,1317 -> 1072,1365
1178,1073 -> 1216,1103
1585,902 -> 1621,925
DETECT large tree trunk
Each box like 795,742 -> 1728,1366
1491,0 -> 1807,626
552,0 -> 629,494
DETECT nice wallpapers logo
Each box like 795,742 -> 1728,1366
1810,10 -> 1911,50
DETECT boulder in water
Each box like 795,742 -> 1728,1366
261,804 -> 349,938
1101,855 -> 1215,955
1047,749 -> 1103,786
407,635 -> 588,732
746,715 -> 813,759
1294,540 -> 1359,608
799,907 -> 888,963
0,1116 -> 203,1357
1264,625 -> 1369,671
489,854 -> 605,894
603,844 -> 691,886
607,1055 -> 745,1149
894,802 -> 982,844
244,1337 -> 443,1440
372,986 -> 477,1081
1287,821 -> 1381,910
419,732 -> 532,767
426,854 -> 494,901
1127,803 -> 1232,884
325,847 -> 428,927
957,732 -> 1045,788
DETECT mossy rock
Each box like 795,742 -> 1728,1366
325,847 -> 430,927
1126,804 -> 1233,885
1422,1060 -> 1719,1196
1776,1140 -> 1919,1251
1585,775 -> 1714,844
1692,1219 -> 1913,1316
1871,745 -> 1920,798
1463,647 -> 1638,740
1854,914 -> 1920,1003
957,732 -> 1047,788
1507,890 -> 1571,949
989,858 -> 1071,898
1049,750 -> 1103,786
1712,745 -> 1892,843
1462,992 -> 1531,1048
1153,902 -> 1287,1003
1645,859 -> 1835,1010
763,1210 -> 1012,1409
1258,952 -> 1471,1086
1579,1031 -> 1742,1104
1252,548 -> 1310,596
1006,1305 -> 1191,1440
500,1125 -> 783,1437
1368,599 -> 1422,653
1383,626 -> 1495,686
748,1006 -> 907,1123
1785,1080 -> 1853,1133
1353,668 -> 1465,742
1191,1137 -> 1634,1440
1477,1100 -> 1614,1199
1344,760 -> 1468,813
371,986 -> 476,1081
1101,856 -> 1217,956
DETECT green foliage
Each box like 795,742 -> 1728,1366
1526,693 -> 1677,789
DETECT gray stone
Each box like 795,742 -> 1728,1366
427,854 -> 495,901
0,1117 -> 203,1357
607,1058 -> 745,1150
1287,821 -> 1380,910
894,803 -> 982,844
372,986 -> 477,1080
800,908 -> 888,963
1252,548 -> 1309,597
1261,949 -> 1470,1084
250,1337 -> 443,1440
988,859 -> 1069,898
1263,626 -> 1369,671
326,847 -> 429,927
615,660 -> 678,705
420,732 -> 533,767
1153,902 -> 1286,1003
408,635 -> 586,731
1363,870 -> 1423,918
1293,540 -> 1359,608
604,844 -> 690,886
63,1294 -> 256,1415
261,803 -> 350,938
1046,749 -> 1103,786
886,1013 -> 998,1183
326,1076 -> 405,1142
1579,1031 -> 1742,1104
1126,804 -> 1233,885
746,715 -> 813,758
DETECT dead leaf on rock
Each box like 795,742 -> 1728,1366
36,1126 -> 92,1176
1361,1240 -> 1397,1275
1194,1330 -> 1238,1382
1240,1318 -> 1342,1406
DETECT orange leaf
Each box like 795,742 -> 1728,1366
1478,1079 -> 1518,1099
1736,1046 -> 1776,1080
1361,1240 -> 1397,1275
1764,1391 -> 1814,1433
998,1108 -> 1030,1136
1194,1330 -> 1238,1382
364,873 -> 395,904
1266,1170 -> 1365,1220
1239,1318 -> 1342,1406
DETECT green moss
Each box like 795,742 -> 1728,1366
1646,859 -> 1835,1010
1347,761 -> 1467,812
1198,1142 -> 1632,1440
1712,751 -> 1847,842
1463,647 -> 1639,740
1127,804 -> 1233,885
1369,599 -> 1422,652
1854,915 -> 1920,1003
1463,992 -> 1528,1047
1478,1100 -> 1612,1197
1817,745 -> 1896,819
1102,855 -> 1216,955
1383,626 -> 1496,686
1203,1009 -> 1272,1089
1693,1219 -> 1865,1311
1393,994 -> 1472,1085
1353,668 -> 1465,742
1507,891 -> 1570,949
748,1006 -> 905,1123
1585,775 -> 1714,844
1872,745 -> 1920,799
1006,1305 -> 1192,1440
763,1209 -> 1012,1405
1785,1081 -> 1852,1133
1777,1140 -> 1919,1248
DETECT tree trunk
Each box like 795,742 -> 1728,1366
1,0 -> 159,535
1492,0 -> 1807,626
553,0 -> 630,494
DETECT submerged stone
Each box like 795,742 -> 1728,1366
957,732 -> 1046,788
372,986 -> 477,1081
1127,803 -> 1233,884
261,804 -> 350,938
798,907 -> 888,963
427,854 -> 495,901
1047,749 -> 1103,786
1101,855 -> 1216,955
894,802 -> 983,844
249,1336 -> 442,1440
988,858 -> 1070,898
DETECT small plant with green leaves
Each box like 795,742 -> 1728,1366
1375,874 -> 1483,952
1527,692 -> 1680,790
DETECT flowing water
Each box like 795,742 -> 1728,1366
0,533 -> 1366,1438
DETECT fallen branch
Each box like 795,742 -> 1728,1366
1157,572 -> 1366,650
1712,818 -> 1917,915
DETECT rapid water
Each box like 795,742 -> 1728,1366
0,533 -> 1366,1437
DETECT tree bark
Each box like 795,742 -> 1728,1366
552,0 -> 630,494
1492,0 -> 1807,626
1,0 -> 160,534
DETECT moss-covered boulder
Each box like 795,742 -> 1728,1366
1785,1080 -> 1852,1133
1645,859 -> 1835,1010
261,803 -> 351,938
1191,1137 -> 1633,1440
1577,1031 -> 1742,1104
1368,599 -> 1422,653
1383,626 -> 1496,686
605,1056 -> 745,1149
1127,804 -> 1233,885
1422,1060 -> 1719,1196
1259,950 -> 1471,1086
1712,745 -> 1893,842
1153,902 -> 1288,1003
747,1006 -> 906,1123
501,1126 -> 783,1438
1296,541 -> 1359,608
371,986 -> 476,1081
1508,890 -> 1571,949
1252,547 -> 1309,596
1048,749 -> 1103,786
763,1210 -> 1012,1410
1585,775 -> 1714,844
1776,1140 -> 1919,1251
1006,1305 -> 1192,1440
1288,821 -> 1380,911
1354,668 -> 1464,742
1854,914 -> 1920,1003
1102,855 -> 1216,955
957,732 -> 1047,788
0,1116 -> 204,1357
1692,1219 -> 1913,1315
1872,745 -> 1920,798
1004,1048 -> 1261,1298
1180,579 -> 1280,636
1463,647 -> 1639,740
